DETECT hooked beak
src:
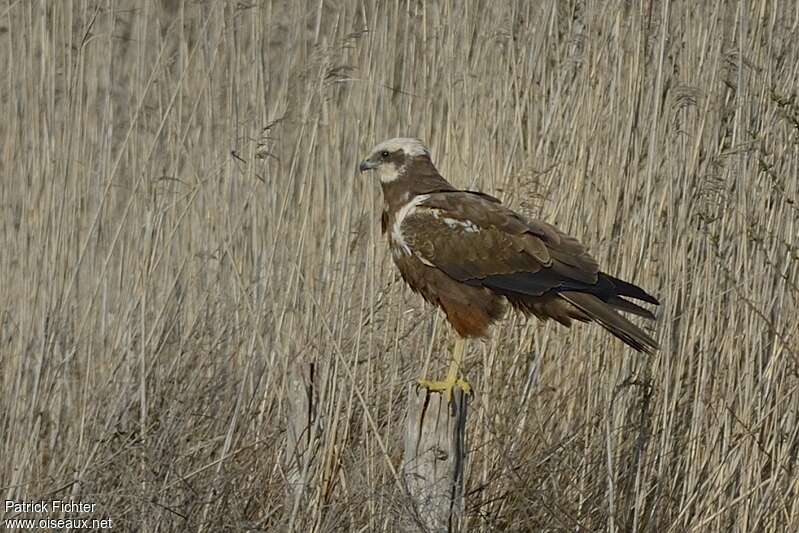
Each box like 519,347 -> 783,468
359,159 -> 378,173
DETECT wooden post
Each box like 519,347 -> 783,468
284,361 -> 318,528
402,385 -> 468,533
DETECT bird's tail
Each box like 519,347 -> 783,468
560,291 -> 659,353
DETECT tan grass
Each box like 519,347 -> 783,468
1,0 -> 798,531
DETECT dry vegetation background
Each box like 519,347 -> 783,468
1,0 -> 798,531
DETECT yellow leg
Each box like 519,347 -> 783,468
418,338 -> 472,402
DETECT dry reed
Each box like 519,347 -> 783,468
1,1 -> 798,531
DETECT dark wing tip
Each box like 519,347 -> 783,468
603,274 -> 660,305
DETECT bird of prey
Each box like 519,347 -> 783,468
359,138 -> 659,400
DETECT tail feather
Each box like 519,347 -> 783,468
606,296 -> 656,320
481,269 -> 659,351
560,292 -> 659,353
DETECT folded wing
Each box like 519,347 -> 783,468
401,191 -> 659,352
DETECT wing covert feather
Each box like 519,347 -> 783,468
400,192 -> 599,291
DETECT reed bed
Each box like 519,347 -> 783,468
1,1 -> 798,531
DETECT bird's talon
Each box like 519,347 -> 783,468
417,377 -> 473,403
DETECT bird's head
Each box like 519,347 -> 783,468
359,138 -> 432,183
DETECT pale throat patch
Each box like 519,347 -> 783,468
391,194 -> 430,255
378,161 -> 406,183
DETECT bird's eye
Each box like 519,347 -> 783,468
380,150 -> 390,158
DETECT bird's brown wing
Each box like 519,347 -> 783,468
402,191 -> 600,292
401,191 -> 659,352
